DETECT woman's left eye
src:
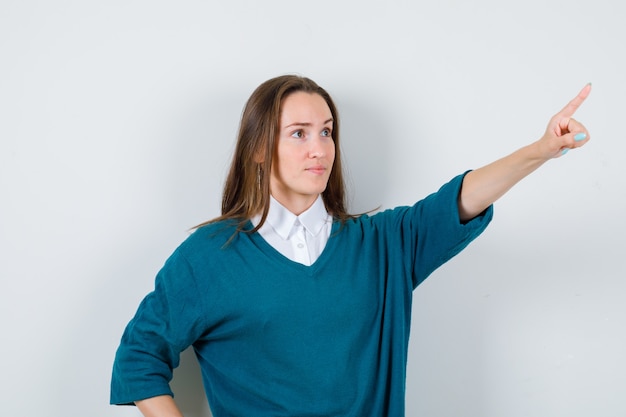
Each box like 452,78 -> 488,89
321,128 -> 332,137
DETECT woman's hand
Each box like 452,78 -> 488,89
458,83 -> 592,221
537,83 -> 592,158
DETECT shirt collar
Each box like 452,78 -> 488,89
297,195 -> 331,237
259,195 -> 330,240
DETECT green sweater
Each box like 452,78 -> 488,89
111,173 -> 493,416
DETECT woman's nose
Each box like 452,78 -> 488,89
308,139 -> 326,158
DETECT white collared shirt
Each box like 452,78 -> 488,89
251,195 -> 333,266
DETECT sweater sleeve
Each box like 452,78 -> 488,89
110,247 -> 207,405
410,172 -> 493,288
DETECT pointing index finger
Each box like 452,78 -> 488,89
558,83 -> 592,119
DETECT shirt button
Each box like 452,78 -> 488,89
297,243 -> 304,249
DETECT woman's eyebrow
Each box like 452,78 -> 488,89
284,118 -> 334,129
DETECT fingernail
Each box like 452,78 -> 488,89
561,148 -> 569,156
574,133 -> 587,141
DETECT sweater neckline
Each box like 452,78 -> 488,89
246,219 -> 341,276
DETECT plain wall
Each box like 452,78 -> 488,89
2,1 -> 625,416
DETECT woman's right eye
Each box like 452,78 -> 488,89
291,130 -> 304,139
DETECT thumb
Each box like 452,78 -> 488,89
559,131 -> 589,156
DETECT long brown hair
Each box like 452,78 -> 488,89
197,75 -> 354,232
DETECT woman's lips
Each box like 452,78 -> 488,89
306,165 -> 326,175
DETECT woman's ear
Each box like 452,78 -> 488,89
253,149 -> 265,164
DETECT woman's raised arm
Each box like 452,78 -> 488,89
458,83 -> 592,221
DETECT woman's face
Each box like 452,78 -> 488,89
270,91 -> 335,215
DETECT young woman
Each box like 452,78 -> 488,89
111,75 -> 591,416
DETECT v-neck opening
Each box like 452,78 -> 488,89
246,220 -> 340,276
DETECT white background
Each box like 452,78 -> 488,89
2,1 -> 625,416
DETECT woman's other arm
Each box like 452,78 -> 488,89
135,395 -> 184,417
